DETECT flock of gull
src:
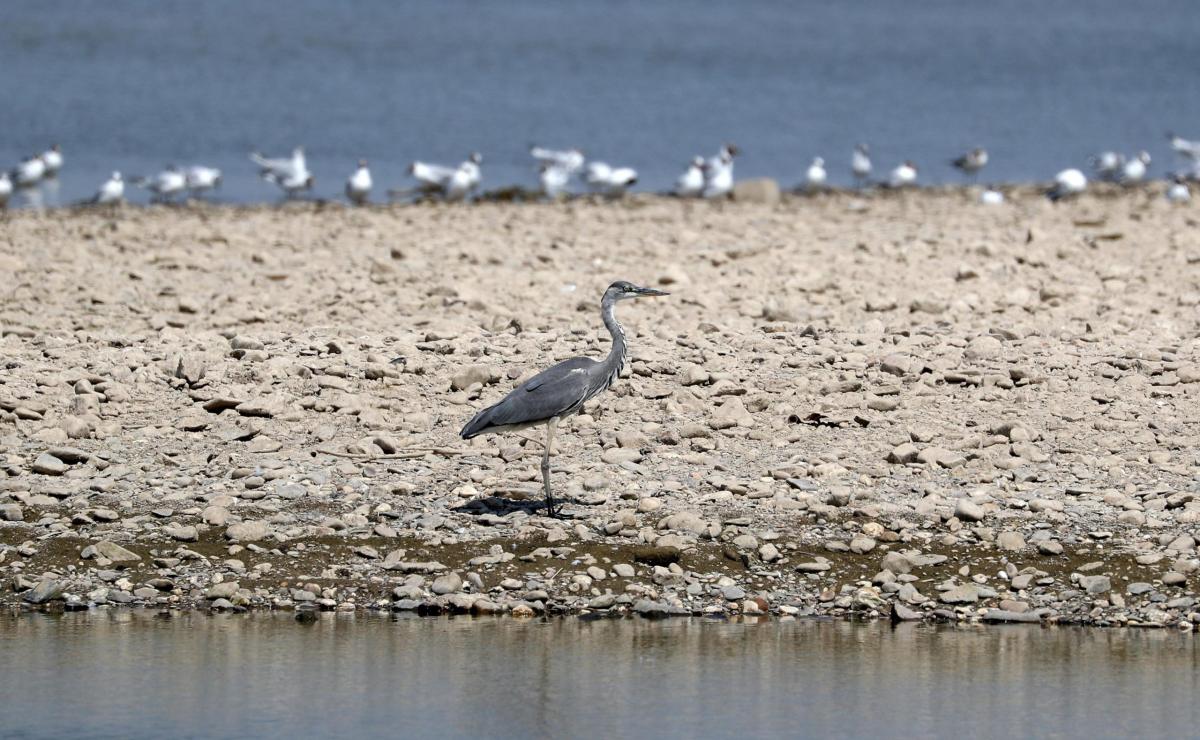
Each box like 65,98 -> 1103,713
3,134 -> 1200,209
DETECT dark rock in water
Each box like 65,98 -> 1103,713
632,546 -> 680,566
295,608 -> 319,624
391,599 -> 421,612
23,579 -> 64,604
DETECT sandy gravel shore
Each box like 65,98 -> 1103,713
2,186 -> 1199,627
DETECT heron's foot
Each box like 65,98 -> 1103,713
543,498 -> 565,519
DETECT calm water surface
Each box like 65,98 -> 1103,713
1,1 -> 1199,203
1,613 -> 1197,739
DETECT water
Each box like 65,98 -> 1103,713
2,1 -> 1199,205
2,613 -> 1197,739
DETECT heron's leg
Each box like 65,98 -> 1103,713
541,417 -> 559,516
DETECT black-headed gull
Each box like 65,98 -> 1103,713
12,155 -> 46,188
135,166 -> 187,202
1167,132 -> 1200,161
409,153 -> 481,200
251,147 -> 306,179
1089,151 -> 1123,182
584,161 -> 638,195
851,143 -> 872,187
251,147 -> 313,196
888,161 -> 918,188
0,172 -> 11,209
702,143 -> 738,199
1046,168 -> 1087,200
674,156 -> 705,197
90,172 -> 124,205
345,159 -> 372,205
805,156 -> 827,190
185,165 -> 222,196
540,163 -> 571,199
952,148 -> 988,181
1166,174 -> 1190,203
531,146 -> 585,175
41,145 -> 63,178
1120,151 -> 1150,184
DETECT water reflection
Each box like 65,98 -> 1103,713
1,613 -> 1196,739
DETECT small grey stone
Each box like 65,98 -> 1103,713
206,582 -> 240,599
1126,582 -> 1153,596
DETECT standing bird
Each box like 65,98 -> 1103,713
1166,174 -> 1190,203
409,152 -> 481,200
135,165 -> 187,203
851,143 -> 872,188
952,148 -> 988,183
1089,151 -> 1123,182
89,171 -> 124,205
888,161 -> 918,188
345,159 -> 372,205
702,143 -> 738,199
185,165 -> 223,197
460,281 -> 669,516
1046,168 -> 1087,200
531,146 -> 585,176
674,156 -> 705,197
1121,151 -> 1151,184
539,163 -> 571,199
251,147 -> 313,198
0,172 -> 11,209
805,156 -> 827,191
583,161 -> 638,195
12,155 -> 46,188
41,145 -> 63,178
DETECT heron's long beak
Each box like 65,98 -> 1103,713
636,287 -> 670,297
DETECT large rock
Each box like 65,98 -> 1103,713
23,579 -> 64,604
225,521 -> 271,542
31,453 -> 67,476
81,541 -> 141,563
450,365 -> 500,391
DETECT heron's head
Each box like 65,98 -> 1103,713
469,152 -> 483,164
358,159 -> 368,168
605,281 -> 669,301
857,143 -> 869,154
112,171 -> 122,181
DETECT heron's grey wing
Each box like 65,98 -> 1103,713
460,357 -> 596,438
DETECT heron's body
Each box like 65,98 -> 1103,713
460,281 -> 668,515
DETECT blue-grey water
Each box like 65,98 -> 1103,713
2,1 -> 1199,205
1,614 -> 1198,739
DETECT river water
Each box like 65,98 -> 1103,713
2,0 -> 1199,204
1,613 -> 1197,739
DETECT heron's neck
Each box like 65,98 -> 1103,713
601,297 -> 627,381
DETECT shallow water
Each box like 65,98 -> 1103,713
2,0 -> 1199,204
1,613 -> 1197,739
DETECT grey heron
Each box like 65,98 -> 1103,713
460,281 -> 669,516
